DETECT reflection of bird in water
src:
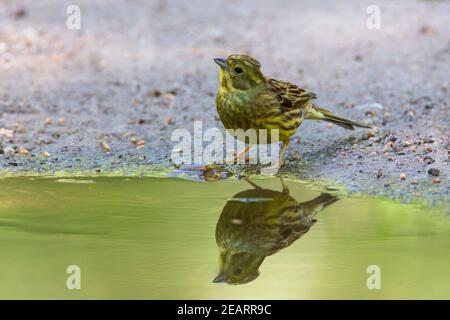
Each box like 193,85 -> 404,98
213,176 -> 338,285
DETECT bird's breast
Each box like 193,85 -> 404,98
217,91 -> 278,127
216,90 -> 297,143
216,91 -> 254,130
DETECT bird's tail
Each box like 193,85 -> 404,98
302,193 -> 338,212
305,104 -> 371,130
300,193 -> 339,220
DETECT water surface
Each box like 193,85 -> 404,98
0,176 -> 449,299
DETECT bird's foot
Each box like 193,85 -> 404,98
175,164 -> 232,181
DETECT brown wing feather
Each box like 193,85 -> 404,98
268,78 -> 317,111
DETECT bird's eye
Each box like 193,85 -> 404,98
234,67 -> 244,74
234,268 -> 243,275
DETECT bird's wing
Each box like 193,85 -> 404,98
272,193 -> 338,251
259,204 -> 313,255
267,78 -> 317,111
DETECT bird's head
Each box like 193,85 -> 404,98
214,54 -> 266,92
213,250 -> 265,285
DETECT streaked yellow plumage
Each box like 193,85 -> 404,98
214,54 -> 371,165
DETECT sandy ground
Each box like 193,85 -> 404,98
0,0 -> 448,205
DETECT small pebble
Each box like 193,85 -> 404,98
101,140 -> 111,152
423,156 -> 434,164
342,101 -> 354,108
400,173 -> 407,180
427,168 -> 440,176
10,5 -> 27,19
419,25 -> 437,36
18,147 -> 29,155
165,117 -> 175,125
163,92 -> 175,101
0,128 -> 14,138
384,141 -> 394,149
4,147 -> 15,156
432,178 -> 441,184
16,125 -> 26,134
376,169 -> 383,179
147,90 -> 161,97
136,140 -> 146,149
388,135 -> 397,142
57,117 -> 66,125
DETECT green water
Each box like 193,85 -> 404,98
0,176 -> 449,299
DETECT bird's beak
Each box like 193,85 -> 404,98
213,57 -> 228,69
212,272 -> 227,283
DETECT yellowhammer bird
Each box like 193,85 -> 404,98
213,176 -> 338,285
214,54 -> 371,166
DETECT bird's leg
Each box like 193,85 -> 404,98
277,138 -> 290,168
242,176 -> 262,189
279,175 -> 289,194
260,139 -> 289,175
235,144 -> 253,162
